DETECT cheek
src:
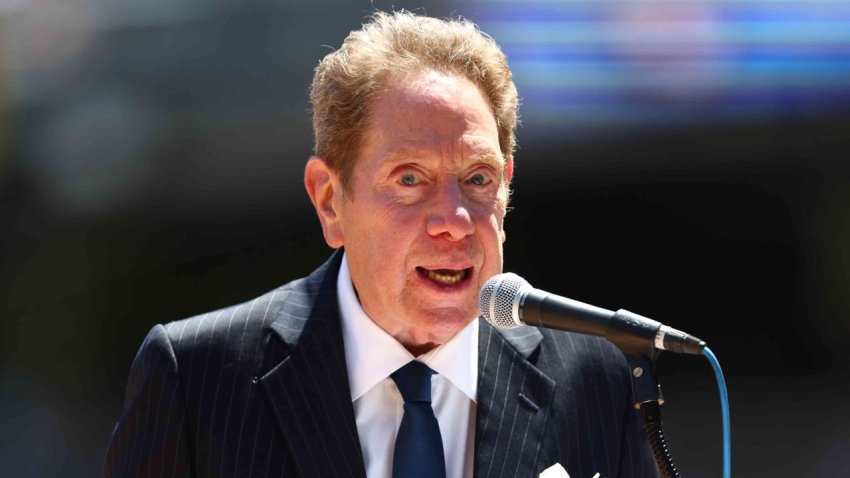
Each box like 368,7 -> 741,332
476,210 -> 507,251
367,204 -> 422,257
478,199 -> 508,230
375,206 -> 416,239
485,204 -> 508,245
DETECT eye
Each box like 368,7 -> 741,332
469,172 -> 492,186
399,172 -> 420,186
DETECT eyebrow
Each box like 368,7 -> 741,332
382,148 -> 427,164
382,147 -> 505,166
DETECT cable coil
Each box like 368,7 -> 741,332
641,401 -> 680,478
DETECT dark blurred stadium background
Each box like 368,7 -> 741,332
1,0 -> 849,476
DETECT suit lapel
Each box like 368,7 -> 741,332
259,251 -> 367,478
254,251 -> 556,478
475,320 -> 556,478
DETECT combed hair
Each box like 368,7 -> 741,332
310,10 -> 519,190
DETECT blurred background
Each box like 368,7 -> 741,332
1,0 -> 849,476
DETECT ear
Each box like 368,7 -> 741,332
505,155 -> 514,183
502,155 -> 513,246
304,156 -> 345,248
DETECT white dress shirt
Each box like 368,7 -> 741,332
337,254 -> 478,478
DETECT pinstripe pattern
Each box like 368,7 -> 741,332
103,252 -> 359,478
475,322 -> 660,477
104,250 -> 657,477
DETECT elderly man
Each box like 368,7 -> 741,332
104,11 -> 658,478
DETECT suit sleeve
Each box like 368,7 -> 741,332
103,324 -> 193,478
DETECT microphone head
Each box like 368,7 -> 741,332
479,272 -> 531,329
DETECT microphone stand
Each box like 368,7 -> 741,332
624,352 -> 680,478
604,309 -> 683,477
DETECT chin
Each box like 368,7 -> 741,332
419,309 -> 476,340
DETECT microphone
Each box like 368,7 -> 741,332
479,273 -> 705,356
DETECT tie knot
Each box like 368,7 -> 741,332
391,361 -> 436,403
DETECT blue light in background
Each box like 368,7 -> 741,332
468,0 -> 850,140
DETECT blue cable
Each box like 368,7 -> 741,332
702,347 -> 731,478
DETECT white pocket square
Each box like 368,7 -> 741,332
539,463 -> 570,478
539,464 -> 601,478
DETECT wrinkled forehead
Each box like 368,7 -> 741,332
379,146 -> 505,169
361,71 -> 501,153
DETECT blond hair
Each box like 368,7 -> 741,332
310,10 -> 519,190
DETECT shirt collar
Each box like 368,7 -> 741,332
337,252 -> 478,402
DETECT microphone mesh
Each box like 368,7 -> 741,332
479,273 -> 530,329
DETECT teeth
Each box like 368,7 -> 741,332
425,269 -> 466,285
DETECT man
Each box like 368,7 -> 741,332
104,11 -> 658,478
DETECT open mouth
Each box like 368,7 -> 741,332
417,267 -> 471,286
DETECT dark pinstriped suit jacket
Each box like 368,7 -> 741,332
103,250 -> 658,478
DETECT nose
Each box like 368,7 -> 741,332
425,178 -> 475,240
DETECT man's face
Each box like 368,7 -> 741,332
306,70 -> 512,354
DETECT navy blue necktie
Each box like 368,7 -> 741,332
390,361 -> 446,478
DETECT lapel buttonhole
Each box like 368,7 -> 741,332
518,392 -> 540,412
